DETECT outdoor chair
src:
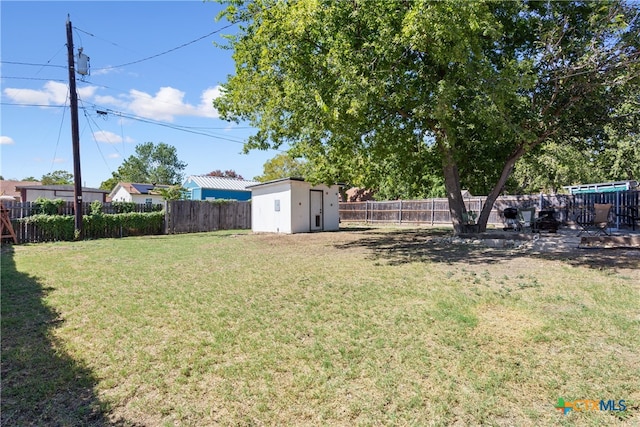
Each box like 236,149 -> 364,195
576,203 -> 613,236
517,207 -> 536,232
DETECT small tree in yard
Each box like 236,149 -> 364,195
214,0 -> 640,234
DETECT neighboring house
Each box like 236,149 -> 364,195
13,184 -> 108,203
563,180 -> 638,195
183,175 -> 257,201
108,182 -> 170,204
248,177 -> 340,234
340,187 -> 376,202
0,180 -> 42,201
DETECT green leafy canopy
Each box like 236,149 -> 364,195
214,0 -> 640,232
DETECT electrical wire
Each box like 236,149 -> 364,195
104,108 -> 249,145
0,102 -> 68,108
91,23 -> 236,72
49,91 -> 69,172
0,76 -> 66,83
0,60 -> 66,69
81,103 -> 116,174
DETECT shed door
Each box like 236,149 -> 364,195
310,190 -> 323,231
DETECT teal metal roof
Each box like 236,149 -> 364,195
563,181 -> 638,195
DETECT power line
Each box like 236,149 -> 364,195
0,60 -> 66,69
81,103 -> 116,175
92,23 -> 236,72
0,102 -> 68,108
49,92 -> 69,173
1,76 -> 66,83
102,108 -> 249,145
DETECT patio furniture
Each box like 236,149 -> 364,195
502,207 -> 520,231
518,207 -> 536,232
621,206 -> 638,231
1,202 -> 18,244
576,203 -> 613,236
502,207 -> 535,232
534,209 -> 559,233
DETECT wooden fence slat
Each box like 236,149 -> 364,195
338,191 -> 640,229
164,200 -> 251,235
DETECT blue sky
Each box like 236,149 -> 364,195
1,1 -> 280,187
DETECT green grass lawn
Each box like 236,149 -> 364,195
2,228 -> 639,426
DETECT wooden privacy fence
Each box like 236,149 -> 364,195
165,200 -> 251,234
339,191 -> 640,229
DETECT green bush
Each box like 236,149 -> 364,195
110,201 -> 137,213
20,211 -> 165,242
90,200 -> 103,215
33,198 -> 66,215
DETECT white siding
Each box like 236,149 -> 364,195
130,194 -> 164,204
251,182 -> 292,233
110,187 -> 133,202
250,179 -> 340,233
322,185 -> 340,231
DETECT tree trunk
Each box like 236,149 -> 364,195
441,146 -> 469,235
476,143 -> 529,232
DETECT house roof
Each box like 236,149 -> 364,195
184,175 -> 258,191
562,180 -> 638,194
0,180 -> 42,200
108,182 -> 171,199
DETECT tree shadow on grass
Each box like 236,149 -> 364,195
0,245 -> 135,426
333,228 -> 640,270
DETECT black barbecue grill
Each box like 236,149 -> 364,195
534,209 -> 559,233
503,207 -> 520,231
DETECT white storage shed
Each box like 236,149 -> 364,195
248,178 -> 341,233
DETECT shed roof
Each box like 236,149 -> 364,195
184,175 -> 258,191
247,177 -> 344,189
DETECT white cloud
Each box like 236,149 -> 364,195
3,81 -> 97,106
53,157 -> 66,164
92,130 -> 134,144
77,85 -> 98,100
196,86 -> 222,118
4,81 -> 222,122
0,136 -> 15,145
94,95 -> 127,109
108,153 -> 121,159
126,85 -> 221,121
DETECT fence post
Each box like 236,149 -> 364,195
431,198 -> 435,226
398,200 -> 402,225
365,201 -> 368,224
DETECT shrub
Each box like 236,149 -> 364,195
33,198 -> 66,215
110,201 -> 137,213
20,211 -> 165,242
90,200 -> 103,215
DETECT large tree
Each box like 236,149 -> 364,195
41,170 -> 73,185
100,142 -> 187,190
254,152 -> 308,182
214,0 -> 639,233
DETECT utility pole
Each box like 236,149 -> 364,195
66,15 -> 83,238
